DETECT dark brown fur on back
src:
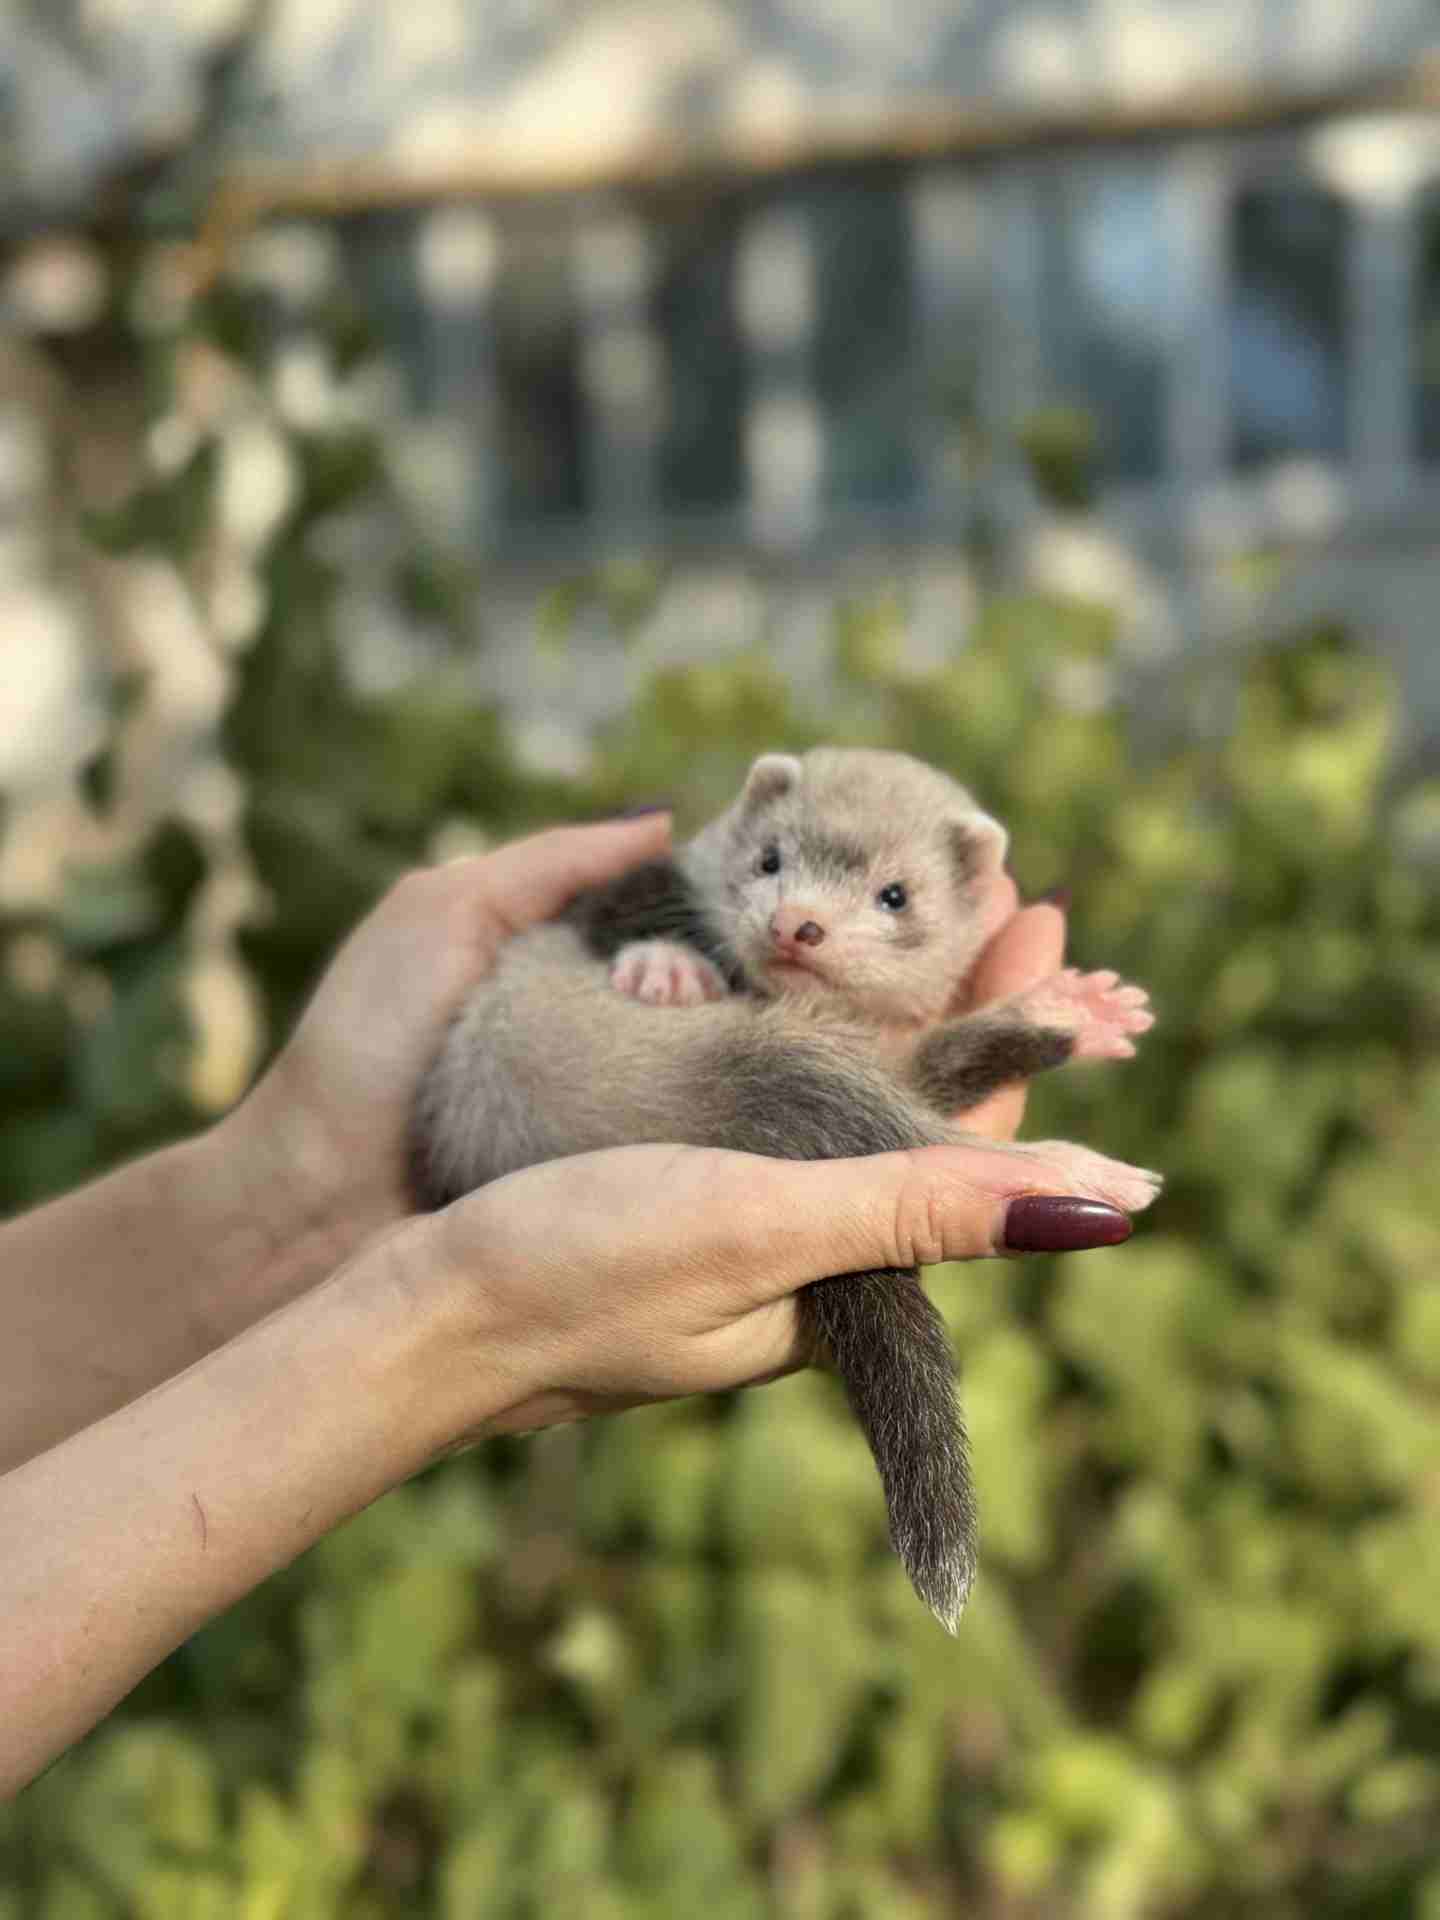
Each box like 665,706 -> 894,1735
563,859 -> 747,989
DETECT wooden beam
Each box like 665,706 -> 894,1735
188,53 -> 1440,290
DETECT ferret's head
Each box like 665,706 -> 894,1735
689,748 -> 1010,1027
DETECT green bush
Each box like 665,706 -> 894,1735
3,225 -> 1440,1919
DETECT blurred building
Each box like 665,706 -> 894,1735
6,1 -> 1440,754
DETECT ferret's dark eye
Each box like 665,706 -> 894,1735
759,845 -> 782,876
877,882 -> 908,911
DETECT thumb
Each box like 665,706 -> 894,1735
966,899 -> 1068,1009
956,899 -> 1069,1137
727,1137 -> 1157,1309
460,813 -> 674,936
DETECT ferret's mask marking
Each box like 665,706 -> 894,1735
715,753 -> 1007,1028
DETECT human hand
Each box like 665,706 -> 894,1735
951,868 -> 1069,1139
413,1125 -> 1147,1440
222,814 -> 674,1259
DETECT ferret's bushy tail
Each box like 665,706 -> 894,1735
708,1022 -> 977,1630
799,1271 -> 976,1631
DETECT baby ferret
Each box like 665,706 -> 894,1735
412,748 -> 1158,1630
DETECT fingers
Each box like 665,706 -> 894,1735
725,1137 -> 1146,1310
452,814 -> 674,937
958,1082 -> 1029,1142
966,899 -> 1067,1010
954,898 -> 1068,1138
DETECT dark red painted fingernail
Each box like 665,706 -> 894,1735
1003,1195 -> 1132,1252
614,801 -> 672,818
1036,885 -> 1073,911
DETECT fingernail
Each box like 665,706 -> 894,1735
614,801 -> 672,819
1036,885 -> 1073,911
1003,1195 -> 1132,1252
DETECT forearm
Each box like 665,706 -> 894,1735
0,1086 -> 388,1473
0,1225 -> 492,1799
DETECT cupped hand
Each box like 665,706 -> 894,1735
229,813 -> 675,1249
418,1124 -> 1142,1440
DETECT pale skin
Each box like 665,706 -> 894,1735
0,811 -> 1102,1798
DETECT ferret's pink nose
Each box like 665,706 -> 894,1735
771,909 -> 827,947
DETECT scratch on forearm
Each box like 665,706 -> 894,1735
191,1491 -> 208,1551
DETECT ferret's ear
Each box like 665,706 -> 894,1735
739,753 -> 802,814
948,812 -> 1008,891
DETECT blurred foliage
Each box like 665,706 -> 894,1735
5,146 -> 1440,1920
1017,406 -> 1100,512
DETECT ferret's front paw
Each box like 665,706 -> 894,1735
1017,967 -> 1155,1061
611,940 -> 728,1007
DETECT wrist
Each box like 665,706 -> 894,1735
185,1085 -> 386,1343
377,1209 -> 536,1458
212,1057 -> 396,1264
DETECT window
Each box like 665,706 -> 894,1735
1415,183 -> 1440,463
330,120 -> 1440,545
653,195 -> 745,515
492,224 -> 585,523
1034,164 -> 1170,483
808,172 -> 919,511
1230,184 -> 1349,468
343,209 -> 435,407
